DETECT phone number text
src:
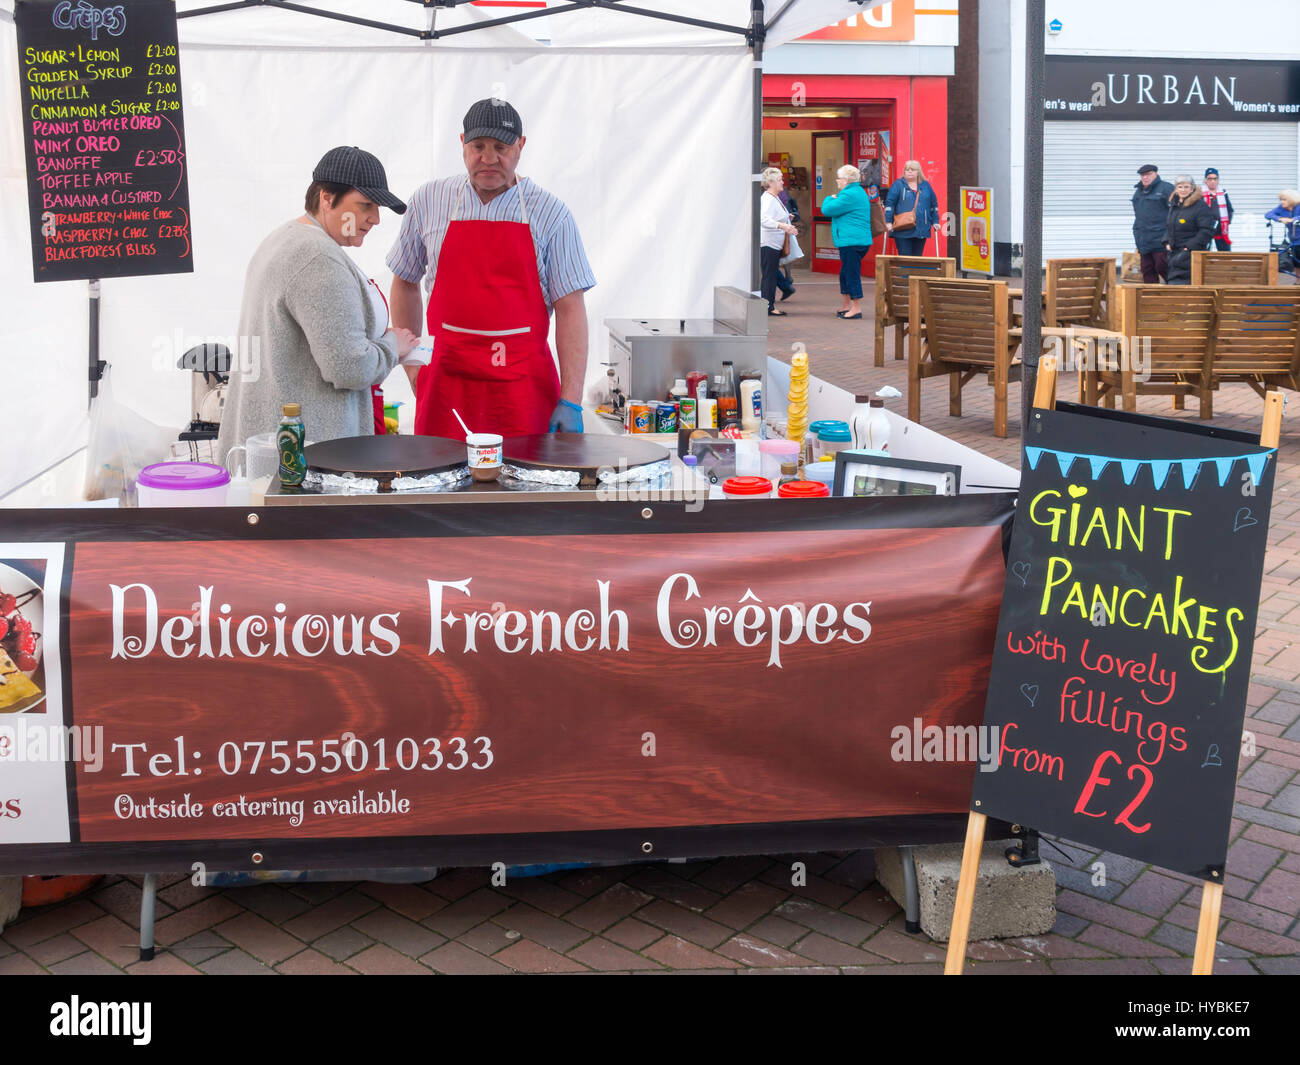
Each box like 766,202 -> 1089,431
109,735 -> 494,777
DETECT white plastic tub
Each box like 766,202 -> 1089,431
137,462 -> 231,506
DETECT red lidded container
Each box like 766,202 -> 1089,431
777,480 -> 830,498
721,476 -> 774,498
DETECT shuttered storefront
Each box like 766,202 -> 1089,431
1043,120 -> 1299,261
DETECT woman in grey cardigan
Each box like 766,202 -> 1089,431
218,147 -> 417,462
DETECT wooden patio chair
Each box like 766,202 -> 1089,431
1034,257 -> 1121,401
907,276 -> 1022,438
1044,257 -> 1118,330
1086,285 -> 1216,417
873,254 -> 956,368
1190,251 -> 1279,286
1208,287 -> 1300,399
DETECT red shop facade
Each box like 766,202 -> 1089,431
762,74 -> 949,278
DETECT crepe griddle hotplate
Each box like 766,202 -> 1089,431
304,435 -> 466,492
501,432 -> 668,488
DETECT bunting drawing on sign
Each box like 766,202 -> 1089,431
1024,447 -> 1274,490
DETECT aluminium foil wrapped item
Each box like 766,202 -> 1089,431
391,468 -> 471,492
500,464 -> 581,487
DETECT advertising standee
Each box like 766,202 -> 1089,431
972,404 -> 1275,878
959,187 -> 993,276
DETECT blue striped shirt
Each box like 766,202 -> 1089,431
386,176 -> 596,310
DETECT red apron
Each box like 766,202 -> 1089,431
367,279 -> 391,434
415,182 -> 558,438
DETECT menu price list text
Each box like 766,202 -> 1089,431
16,1 -> 193,281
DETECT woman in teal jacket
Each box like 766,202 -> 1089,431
821,164 -> 873,319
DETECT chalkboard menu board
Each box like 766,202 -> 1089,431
972,404 -> 1275,880
15,0 -> 193,282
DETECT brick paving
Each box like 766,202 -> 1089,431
3,269 -> 1298,974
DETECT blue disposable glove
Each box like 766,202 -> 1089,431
548,398 -> 584,433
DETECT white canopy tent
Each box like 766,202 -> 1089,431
0,0 -> 875,503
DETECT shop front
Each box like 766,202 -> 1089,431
761,1 -> 956,277
978,0 -> 1300,272
1041,55 -> 1300,262
762,78 -> 949,277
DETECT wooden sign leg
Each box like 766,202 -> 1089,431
948,356 -> 1057,974
1192,882 -> 1223,975
1033,354 -> 1058,410
1190,392 -> 1282,975
1261,391 -> 1284,449
943,810 -> 986,974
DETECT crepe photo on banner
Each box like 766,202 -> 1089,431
0,555 -> 50,715
0,542 -> 73,846
971,404 -> 1275,880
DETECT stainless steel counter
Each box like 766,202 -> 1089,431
262,481 -> 595,505
261,442 -> 704,506
603,286 -> 769,403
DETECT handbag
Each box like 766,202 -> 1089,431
781,232 -> 791,257
892,183 -> 921,230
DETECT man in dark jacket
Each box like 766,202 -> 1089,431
1132,164 -> 1175,282
1164,175 -> 1218,285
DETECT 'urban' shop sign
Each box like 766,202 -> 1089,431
1045,56 -> 1300,121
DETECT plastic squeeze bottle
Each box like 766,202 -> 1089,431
851,395 -> 891,452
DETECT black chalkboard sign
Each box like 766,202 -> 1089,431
971,403 -> 1275,880
15,0 -> 193,282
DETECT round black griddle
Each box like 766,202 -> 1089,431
501,432 -> 669,487
304,435 -> 466,491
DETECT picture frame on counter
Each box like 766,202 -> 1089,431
686,434 -> 738,486
831,451 -> 961,498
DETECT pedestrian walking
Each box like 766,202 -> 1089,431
884,160 -> 940,256
822,164 -> 873,319
1133,164 -> 1175,283
1164,174 -> 1217,285
1202,167 -> 1234,251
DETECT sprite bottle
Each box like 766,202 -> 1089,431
277,403 -> 305,488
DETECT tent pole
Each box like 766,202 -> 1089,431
580,2 -> 750,37
763,0 -> 798,34
88,279 -> 105,407
0,447 -> 87,504
177,1 -> 259,19
751,0 -> 764,295
1019,0 -> 1045,437
253,0 -> 425,37
179,0 -> 754,41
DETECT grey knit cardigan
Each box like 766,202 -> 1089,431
217,219 -> 399,463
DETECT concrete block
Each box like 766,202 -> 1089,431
0,877 -> 21,933
877,841 -> 1056,942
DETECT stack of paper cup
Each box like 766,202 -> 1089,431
786,351 -> 810,444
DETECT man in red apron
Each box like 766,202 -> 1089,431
387,100 -> 595,439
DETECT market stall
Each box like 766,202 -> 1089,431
0,1 -> 1038,888
0,0 -> 875,504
